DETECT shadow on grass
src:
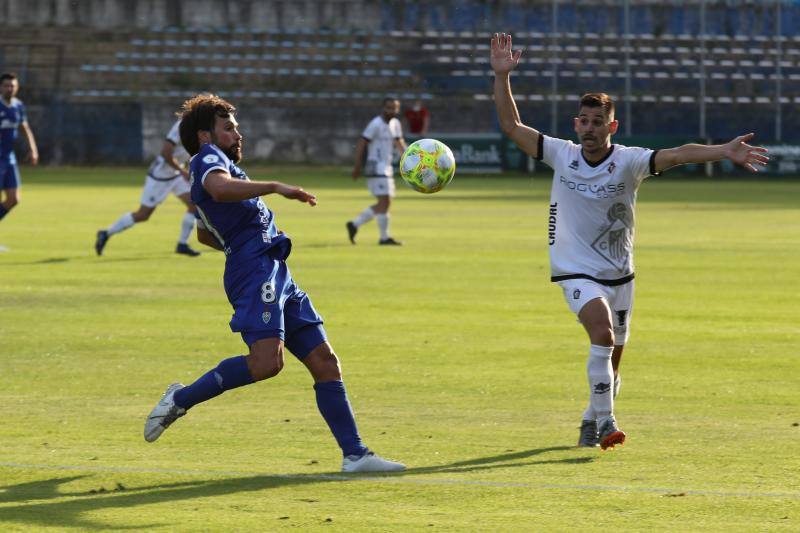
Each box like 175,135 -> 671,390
0,254 -> 173,266
0,446 -> 592,529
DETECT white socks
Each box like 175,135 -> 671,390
376,213 -> 389,240
587,344 -> 614,425
352,207 -> 375,228
179,212 -> 195,244
108,212 -> 135,235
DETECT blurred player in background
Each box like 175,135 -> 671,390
347,97 -> 406,246
490,33 -> 768,450
144,94 -> 405,473
404,98 -> 430,136
95,118 -> 200,257
0,72 -> 39,251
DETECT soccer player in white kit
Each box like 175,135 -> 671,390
347,97 -> 407,245
490,33 -> 768,449
95,118 -> 201,257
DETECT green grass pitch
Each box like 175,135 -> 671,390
1,166 -> 798,531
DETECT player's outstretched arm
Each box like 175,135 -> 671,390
203,170 -> 317,205
654,133 -> 769,174
491,32 -> 541,159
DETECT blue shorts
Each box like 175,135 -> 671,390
0,158 -> 20,189
225,255 -> 326,358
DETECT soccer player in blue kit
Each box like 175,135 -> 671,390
0,72 -> 39,249
144,94 -> 405,473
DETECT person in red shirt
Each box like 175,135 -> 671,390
403,99 -> 429,136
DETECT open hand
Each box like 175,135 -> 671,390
490,33 -> 522,75
280,184 -> 317,206
727,133 -> 769,173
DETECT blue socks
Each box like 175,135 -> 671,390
314,380 -> 368,457
173,355 -> 254,410
0,204 -> 8,221
170,360 -> 366,458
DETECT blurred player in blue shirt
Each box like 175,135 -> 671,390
0,72 -> 39,250
144,94 -> 405,473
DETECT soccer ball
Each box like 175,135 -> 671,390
399,138 -> 456,194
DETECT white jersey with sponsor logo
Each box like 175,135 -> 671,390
539,135 -> 657,283
362,115 -> 402,178
148,119 -> 189,180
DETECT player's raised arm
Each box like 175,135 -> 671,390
491,33 -> 541,159
654,133 -> 769,174
203,170 -> 316,205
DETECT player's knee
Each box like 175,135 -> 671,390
305,344 -> 342,381
317,350 -> 342,381
248,345 -> 285,381
5,196 -> 18,208
589,325 -> 615,346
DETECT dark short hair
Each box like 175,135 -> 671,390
579,93 -> 615,120
382,96 -> 399,106
0,72 -> 18,83
178,93 -> 236,156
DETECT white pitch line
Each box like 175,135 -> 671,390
1,462 -> 798,500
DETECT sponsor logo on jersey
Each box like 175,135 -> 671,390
594,382 -> 611,394
255,198 -> 273,243
202,154 -> 220,164
591,203 -> 632,271
559,176 -> 626,199
548,202 -> 558,245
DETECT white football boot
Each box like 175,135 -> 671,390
144,383 -> 186,442
342,451 -> 406,473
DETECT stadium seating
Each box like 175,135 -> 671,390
3,0 -> 800,160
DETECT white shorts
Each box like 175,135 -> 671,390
556,278 -> 634,345
140,175 -> 191,208
366,177 -> 395,198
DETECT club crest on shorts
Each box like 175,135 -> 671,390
262,311 -> 271,324
573,289 -> 581,299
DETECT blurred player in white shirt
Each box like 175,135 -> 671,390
95,118 -> 200,257
347,97 -> 406,245
490,33 -> 768,450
